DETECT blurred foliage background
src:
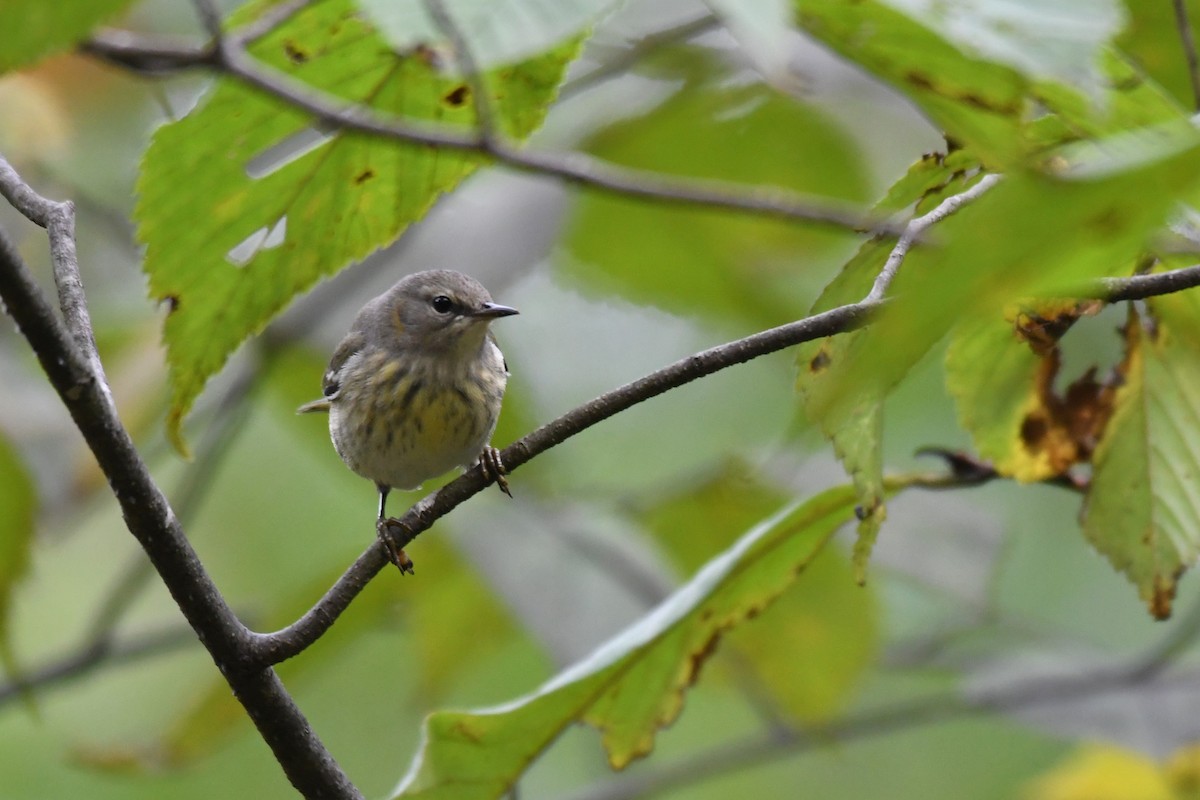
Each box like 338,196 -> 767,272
4,0 -> 1200,798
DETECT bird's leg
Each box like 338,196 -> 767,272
375,484 -> 415,575
479,446 -> 512,498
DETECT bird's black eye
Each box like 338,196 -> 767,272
431,295 -> 453,314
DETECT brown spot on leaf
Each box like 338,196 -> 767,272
808,347 -> 832,373
1017,332 -> 1122,475
443,85 -> 470,107
1151,573 -> 1180,620
685,632 -> 723,688
905,71 -> 934,91
164,295 -> 180,313
282,40 -> 309,64
1020,414 -> 1048,447
354,168 -> 375,185
1013,300 -> 1103,357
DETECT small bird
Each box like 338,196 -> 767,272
298,270 -> 518,573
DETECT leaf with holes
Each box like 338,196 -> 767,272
794,153 -> 983,580
390,483 -> 875,798
946,299 -> 1109,482
1084,297 -> 1200,620
136,0 -> 580,452
805,134 -> 1200,446
793,0 -> 1180,170
795,239 -> 889,581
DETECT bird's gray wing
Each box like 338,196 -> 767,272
296,330 -> 366,414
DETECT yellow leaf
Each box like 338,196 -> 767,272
1023,744 -> 1173,800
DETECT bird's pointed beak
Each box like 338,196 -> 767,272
470,302 -> 519,319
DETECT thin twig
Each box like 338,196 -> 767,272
1174,0 -> 1200,112
0,624 -> 197,708
77,346 -> 267,654
245,230 -> 1200,667
0,156 -> 108,392
1098,262 -> 1200,302
0,183 -> 360,799
190,0 -> 223,41
246,298 -> 880,664
80,25 -> 897,235
866,173 -> 1002,302
562,653 -> 1200,800
424,0 -> 497,142
82,29 -> 212,73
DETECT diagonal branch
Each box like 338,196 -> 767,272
246,298 -> 880,664
0,157 -> 108,392
0,166 -> 360,799
866,173 -> 1003,302
247,244 -> 1200,668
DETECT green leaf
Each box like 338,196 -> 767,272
0,432 -> 36,674
946,311 -> 1050,480
795,239 -> 890,580
1084,300 -> 1200,620
946,299 -> 1110,482
356,0 -> 619,67
892,0 -> 1124,96
154,515 -> 522,762
392,483 -> 866,798
807,134 -> 1200,444
1029,52 -> 1188,152
561,47 -> 870,329
1116,0 -> 1200,111
0,0 -> 135,73
794,1 -> 1177,171
137,0 -> 580,453
794,149 -> 982,577
794,0 -> 1032,169
641,465 -> 877,723
875,148 -> 984,215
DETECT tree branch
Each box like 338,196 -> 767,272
246,243 -> 1200,667
247,299 -> 883,664
0,156 -> 108,392
424,0 -> 497,143
866,173 -> 1002,302
561,612 -> 1200,800
0,170 -> 359,799
80,17 -> 898,236
0,624 -> 197,707
1097,262 -> 1200,302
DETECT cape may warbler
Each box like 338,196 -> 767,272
298,270 -> 518,572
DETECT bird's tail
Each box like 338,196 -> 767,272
296,399 -> 332,414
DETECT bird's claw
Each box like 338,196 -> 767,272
376,517 -> 416,575
480,446 -> 512,498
